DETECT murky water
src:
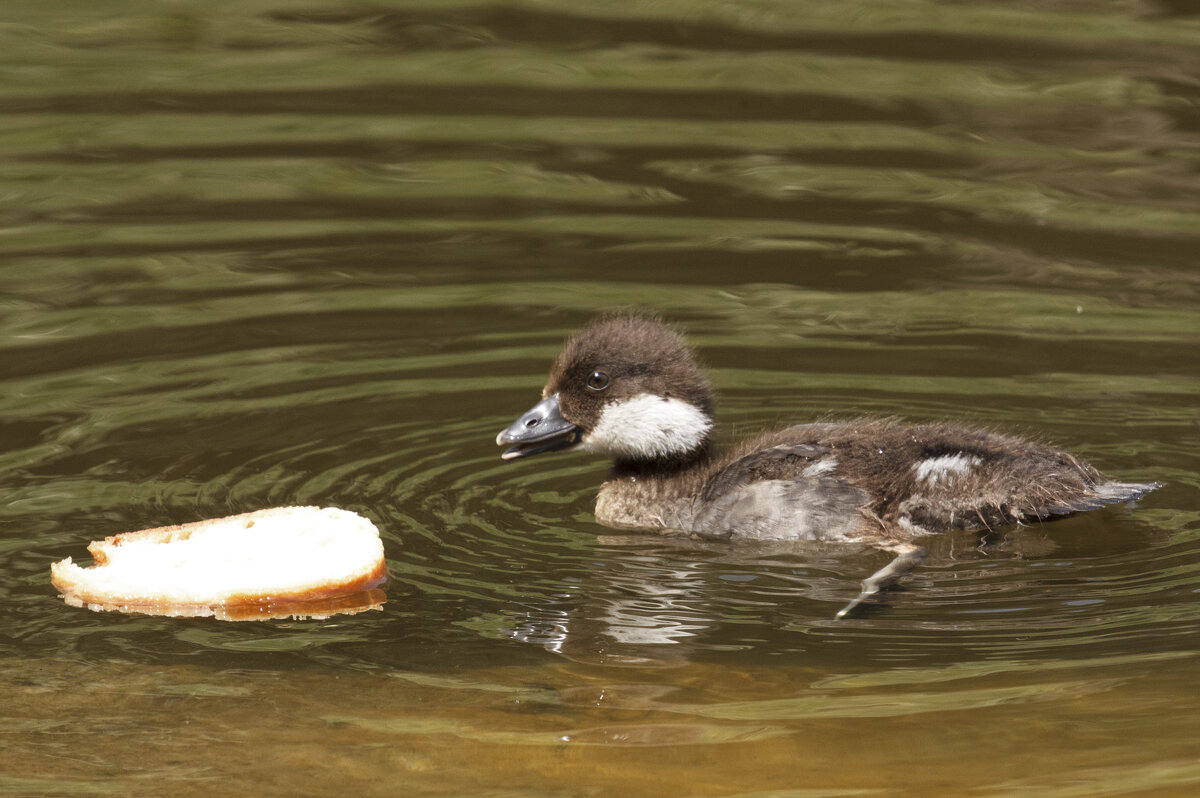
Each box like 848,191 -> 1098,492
2,1 -> 1199,795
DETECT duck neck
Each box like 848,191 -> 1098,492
612,441 -> 711,477
593,443 -> 712,533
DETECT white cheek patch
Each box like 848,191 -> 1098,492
913,453 -> 982,485
583,394 -> 712,460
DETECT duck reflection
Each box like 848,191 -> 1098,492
504,509 -> 1158,664
506,535 -> 845,665
508,549 -> 711,663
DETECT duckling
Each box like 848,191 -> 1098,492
496,314 -> 1159,617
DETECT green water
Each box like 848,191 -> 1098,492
2,1 -> 1198,796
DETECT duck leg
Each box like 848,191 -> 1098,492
836,544 -> 928,619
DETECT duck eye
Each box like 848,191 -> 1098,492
586,371 -> 611,391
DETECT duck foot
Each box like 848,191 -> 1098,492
836,544 -> 929,619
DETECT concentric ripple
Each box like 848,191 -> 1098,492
3,275 -> 1195,679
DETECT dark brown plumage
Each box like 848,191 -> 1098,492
497,314 -> 1159,615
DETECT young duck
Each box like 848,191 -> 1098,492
496,314 -> 1159,617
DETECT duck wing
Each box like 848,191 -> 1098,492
699,443 -> 829,503
694,444 -> 873,542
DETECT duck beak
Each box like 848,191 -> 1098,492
496,394 -> 581,460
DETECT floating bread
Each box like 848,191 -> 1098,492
50,506 -> 387,621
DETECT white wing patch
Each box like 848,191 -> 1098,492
913,453 -> 982,484
583,394 -> 712,460
802,457 -> 838,477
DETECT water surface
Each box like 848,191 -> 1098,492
1,1 -> 1198,796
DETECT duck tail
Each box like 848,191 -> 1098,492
1044,480 -> 1161,516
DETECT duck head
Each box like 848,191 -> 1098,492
497,315 -> 715,463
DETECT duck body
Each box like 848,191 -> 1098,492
496,314 -> 1158,614
592,418 -> 1155,544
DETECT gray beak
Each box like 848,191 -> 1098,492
496,394 -> 581,460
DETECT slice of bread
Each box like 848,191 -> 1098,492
50,506 -> 387,621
